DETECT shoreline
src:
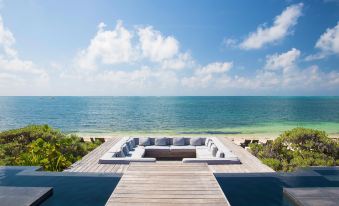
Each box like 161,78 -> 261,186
77,132 -> 339,145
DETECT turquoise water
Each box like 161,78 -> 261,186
0,96 -> 339,136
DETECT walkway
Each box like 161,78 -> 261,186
106,162 -> 230,206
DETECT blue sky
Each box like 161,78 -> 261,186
0,0 -> 338,95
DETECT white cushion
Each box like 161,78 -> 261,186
170,145 -> 195,150
155,137 -> 168,146
211,144 -> 218,157
207,140 -> 213,149
146,145 -> 170,150
205,138 -> 211,146
196,147 -> 213,158
139,137 -> 151,146
173,137 -> 185,146
190,138 -> 202,146
130,147 -> 145,158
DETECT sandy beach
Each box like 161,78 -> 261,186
78,132 -> 339,145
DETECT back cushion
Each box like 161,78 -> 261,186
216,150 -> 225,158
173,137 -> 185,146
205,138 -> 211,146
121,144 -> 129,156
126,141 -> 134,151
207,140 -> 213,149
190,138 -> 202,146
116,150 -> 125,157
129,139 -> 136,148
139,137 -> 151,146
155,137 -> 168,146
211,144 -> 218,157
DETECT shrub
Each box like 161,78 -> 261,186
0,125 -> 101,171
249,127 -> 339,172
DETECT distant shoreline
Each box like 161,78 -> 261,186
77,132 -> 339,144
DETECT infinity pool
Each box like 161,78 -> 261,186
1,166 -> 338,206
0,167 -> 120,206
216,167 -> 339,206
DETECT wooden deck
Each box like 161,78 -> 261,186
209,137 -> 274,173
106,162 -> 230,206
65,137 -> 273,174
65,137 -> 128,174
65,137 -> 274,205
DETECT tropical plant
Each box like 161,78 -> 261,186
249,127 -> 339,172
0,125 -> 101,171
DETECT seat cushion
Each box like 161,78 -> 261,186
170,145 -> 196,150
130,147 -> 145,158
196,147 -> 213,158
146,145 -> 170,150
190,138 -> 202,146
173,137 -> 185,146
205,138 -> 211,146
207,141 -> 213,149
155,137 -> 168,146
139,137 -> 151,146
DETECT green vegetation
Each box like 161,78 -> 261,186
249,127 -> 339,172
0,125 -> 101,171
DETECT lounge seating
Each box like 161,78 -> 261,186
99,137 -> 241,165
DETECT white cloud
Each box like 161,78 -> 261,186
181,48 -> 339,94
240,3 -> 303,50
74,20 -> 136,71
196,62 -> 233,75
316,22 -> 339,54
0,15 -> 49,94
160,52 -> 194,70
223,38 -> 238,48
306,22 -> 339,61
138,26 -> 179,62
264,48 -> 300,72
181,62 -> 233,88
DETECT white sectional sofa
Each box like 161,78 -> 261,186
99,137 -> 241,165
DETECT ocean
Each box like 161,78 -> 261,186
0,96 -> 339,137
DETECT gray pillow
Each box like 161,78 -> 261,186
116,150 -> 125,157
155,137 -> 168,146
139,137 -> 151,146
207,140 -> 213,149
216,150 -> 225,158
126,141 -> 133,151
205,138 -> 211,146
211,144 -> 218,157
121,144 -> 129,156
173,137 -> 185,146
190,138 -> 202,146
129,139 -> 136,148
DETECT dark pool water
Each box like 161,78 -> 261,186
216,168 -> 339,206
0,167 -> 120,206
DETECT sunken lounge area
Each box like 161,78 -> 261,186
99,137 -> 241,164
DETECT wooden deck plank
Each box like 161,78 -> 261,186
106,162 -> 230,206
65,138 -> 122,173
